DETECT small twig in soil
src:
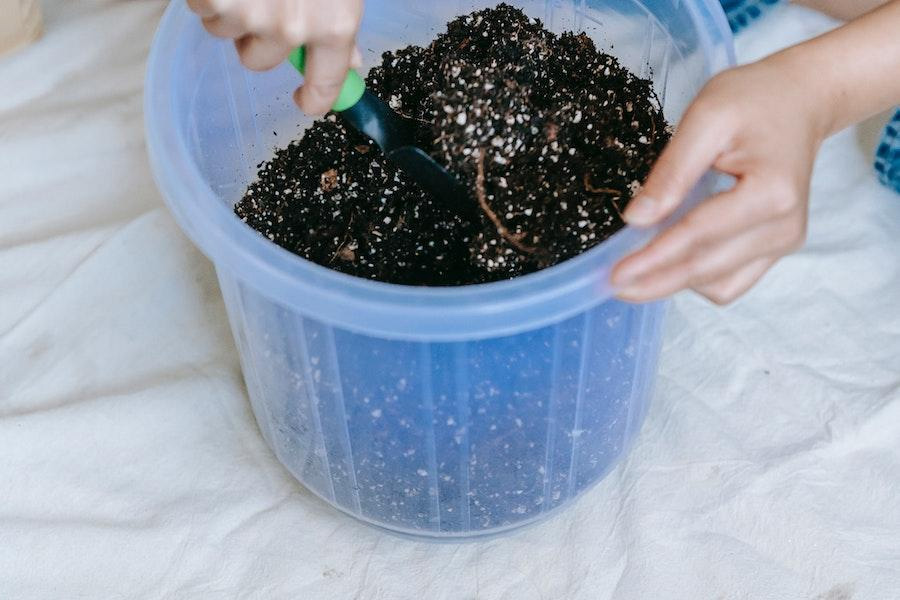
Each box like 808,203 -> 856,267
394,109 -> 432,125
609,198 -> 626,220
433,131 -> 453,144
476,153 -> 538,255
583,173 -> 626,219
583,173 -> 620,197
330,213 -> 356,264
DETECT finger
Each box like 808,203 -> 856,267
612,183 -> 752,287
616,218 -> 800,303
351,47 -> 363,69
615,260 -> 697,304
295,42 -> 356,115
613,177 -> 806,287
187,0 -> 224,19
692,257 -> 776,305
202,14 -> 247,39
624,100 -> 734,227
686,217 -> 803,288
235,35 -> 292,71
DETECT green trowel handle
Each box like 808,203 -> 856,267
288,47 -> 366,112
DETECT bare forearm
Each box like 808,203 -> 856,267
773,0 -> 900,137
793,0 -> 889,20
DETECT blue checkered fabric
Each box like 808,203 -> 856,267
720,0 -> 899,193
720,0 -> 783,33
875,110 -> 900,193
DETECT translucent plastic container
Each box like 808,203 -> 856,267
145,0 -> 734,540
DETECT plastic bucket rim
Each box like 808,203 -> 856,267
144,0 -> 735,340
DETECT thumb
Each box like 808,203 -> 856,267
295,42 -> 355,115
625,102 -> 731,227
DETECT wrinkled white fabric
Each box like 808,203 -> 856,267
1,2 -> 898,598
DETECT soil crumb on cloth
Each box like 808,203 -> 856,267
236,4 -> 671,286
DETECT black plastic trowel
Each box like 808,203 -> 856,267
288,48 -> 472,218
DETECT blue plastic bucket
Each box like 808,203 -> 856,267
145,0 -> 734,540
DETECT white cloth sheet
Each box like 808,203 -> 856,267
1,1 -> 899,598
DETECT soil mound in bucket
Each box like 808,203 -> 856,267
236,4 -> 671,286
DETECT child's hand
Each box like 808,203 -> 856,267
611,56 -> 827,305
612,0 -> 900,305
187,0 -> 364,115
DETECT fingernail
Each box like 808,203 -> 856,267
624,196 -> 661,226
294,87 -> 327,116
351,47 -> 364,68
612,269 -> 639,288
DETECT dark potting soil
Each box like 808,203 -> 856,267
236,4 -> 671,286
